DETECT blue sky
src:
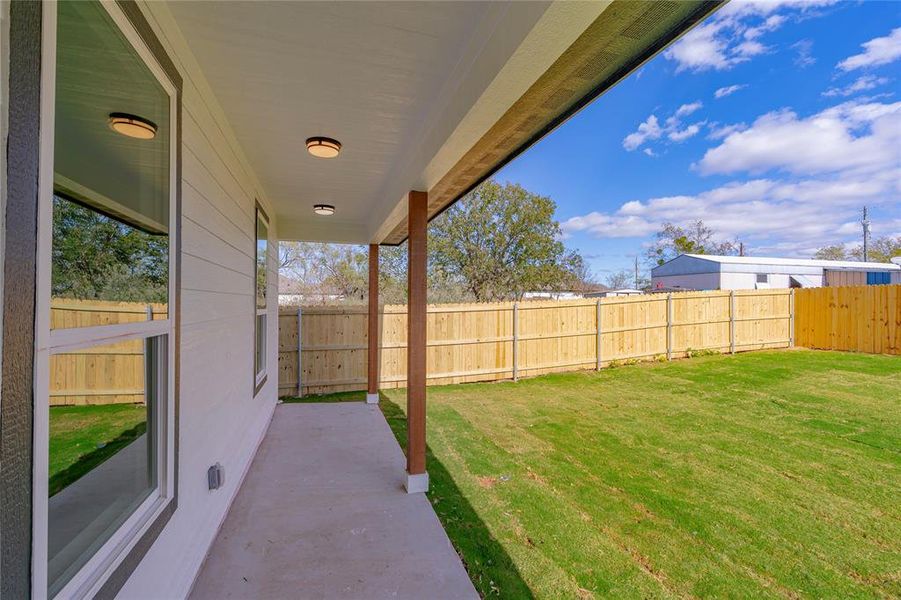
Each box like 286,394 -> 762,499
496,0 -> 901,280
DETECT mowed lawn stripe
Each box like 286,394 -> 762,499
299,350 -> 900,598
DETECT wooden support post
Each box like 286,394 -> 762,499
512,302 -> 519,382
405,191 -> 428,493
729,290 -> 736,355
788,289 -> 795,348
297,307 -> 303,397
367,244 -> 380,404
596,299 -> 602,371
666,293 -> 673,360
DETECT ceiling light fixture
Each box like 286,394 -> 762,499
108,112 -> 157,140
313,204 -> 335,216
305,136 -> 342,158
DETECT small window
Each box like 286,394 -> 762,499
254,205 -> 269,391
756,273 -> 769,284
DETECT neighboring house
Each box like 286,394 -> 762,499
587,289 -> 644,298
521,291 -> 586,301
278,276 -> 345,305
651,254 -> 901,291
1,1 -> 722,598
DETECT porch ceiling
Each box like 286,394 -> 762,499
166,1 -> 721,245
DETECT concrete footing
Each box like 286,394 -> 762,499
404,472 -> 429,494
366,393 -> 379,404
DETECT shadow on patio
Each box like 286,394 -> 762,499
189,395 -> 530,599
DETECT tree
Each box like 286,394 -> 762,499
851,236 -> 901,263
645,220 -> 737,266
605,270 -> 632,289
813,236 -> 900,263
813,244 -> 848,260
429,180 -> 585,302
51,196 -> 168,303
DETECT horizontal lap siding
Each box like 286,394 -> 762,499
117,3 -> 279,599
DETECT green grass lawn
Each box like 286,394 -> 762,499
49,403 -> 147,496
288,349 -> 901,599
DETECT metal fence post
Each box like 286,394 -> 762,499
729,290 -> 736,355
145,304 -> 153,321
297,306 -> 303,396
512,302 -> 519,382
666,293 -> 673,360
596,299 -> 602,370
789,289 -> 795,348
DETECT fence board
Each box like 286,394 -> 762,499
282,289 -> 794,396
794,285 -> 900,354
49,299 -> 166,405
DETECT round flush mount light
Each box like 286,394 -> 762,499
305,136 -> 342,158
108,112 -> 157,140
313,204 -> 336,216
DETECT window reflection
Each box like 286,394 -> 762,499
48,336 -> 163,596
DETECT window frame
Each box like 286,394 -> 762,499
253,202 -> 270,396
31,1 -> 181,597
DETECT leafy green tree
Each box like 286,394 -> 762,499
51,196 -> 168,302
813,245 -> 848,260
813,237 -> 900,263
429,180 -> 585,301
646,220 -> 737,267
851,236 -> 901,263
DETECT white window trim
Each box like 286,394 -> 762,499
32,2 -> 179,597
254,207 -> 269,390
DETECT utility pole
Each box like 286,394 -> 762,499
739,242 -> 744,257
634,255 -> 639,289
861,206 -> 870,261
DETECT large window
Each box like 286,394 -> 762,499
36,1 -> 177,596
254,205 -> 269,392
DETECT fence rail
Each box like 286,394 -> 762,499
279,289 -> 794,396
49,299 -> 167,406
44,285 -> 898,404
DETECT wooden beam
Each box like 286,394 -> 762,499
366,244 -> 379,403
406,191 -> 428,486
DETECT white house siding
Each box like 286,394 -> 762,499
117,4 -> 279,598
653,272 -> 721,290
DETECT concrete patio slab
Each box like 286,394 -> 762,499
189,402 -> 477,600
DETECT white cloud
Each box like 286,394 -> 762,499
838,28 -> 901,71
668,123 -> 703,142
707,122 -> 748,140
823,75 -> 890,97
675,101 -> 704,117
792,39 -> 816,68
561,171 -> 899,256
624,102 -> 705,152
697,99 -> 901,176
664,1 -> 837,73
622,115 -> 662,151
715,84 -> 747,99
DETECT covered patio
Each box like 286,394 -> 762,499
190,402 -> 477,599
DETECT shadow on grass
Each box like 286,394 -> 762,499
379,394 -> 535,599
49,421 -> 147,497
281,390 -> 534,597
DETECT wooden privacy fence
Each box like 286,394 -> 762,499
279,289 -> 793,396
794,285 -> 900,354
50,299 -> 168,406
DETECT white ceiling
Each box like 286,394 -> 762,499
167,1 -> 604,243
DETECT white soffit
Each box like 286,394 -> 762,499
166,0 -> 568,243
